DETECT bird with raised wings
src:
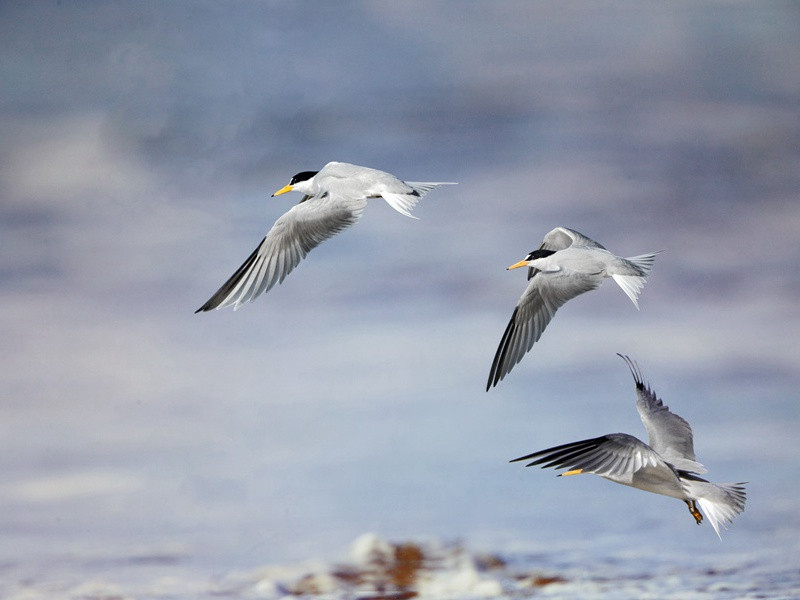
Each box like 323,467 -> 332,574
487,227 -> 659,390
511,354 -> 746,538
196,161 -> 456,312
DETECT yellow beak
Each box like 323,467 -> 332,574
560,469 -> 584,477
271,184 -> 294,197
507,259 -> 530,270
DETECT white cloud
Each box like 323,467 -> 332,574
1,113 -> 154,205
3,470 -> 142,503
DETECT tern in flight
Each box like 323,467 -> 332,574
487,227 -> 659,390
197,161 -> 456,312
511,354 -> 747,538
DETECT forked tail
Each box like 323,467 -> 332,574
687,480 -> 747,539
611,251 -> 661,309
383,182 -> 457,219
406,181 -> 458,196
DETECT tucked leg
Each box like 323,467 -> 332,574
684,499 -> 703,525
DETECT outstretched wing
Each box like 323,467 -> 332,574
196,194 -> 366,312
618,354 -> 706,474
510,433 -> 663,479
486,271 -> 602,390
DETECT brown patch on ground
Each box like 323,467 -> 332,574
329,566 -> 365,586
387,543 -> 425,589
358,593 -> 417,600
284,537 -> 568,597
289,541 -> 427,597
475,553 -> 506,570
531,575 -> 568,586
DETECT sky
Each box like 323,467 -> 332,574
1,0 -> 799,591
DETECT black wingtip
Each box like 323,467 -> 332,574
510,437 -> 606,469
486,306 -> 519,392
194,240 -> 265,315
485,373 -> 498,393
617,353 -> 645,388
509,449 -> 545,464
195,296 -> 221,313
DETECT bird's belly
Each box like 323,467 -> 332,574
558,255 -> 607,276
628,466 -> 685,499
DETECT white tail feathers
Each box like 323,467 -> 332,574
382,182 -> 457,219
626,252 -> 661,277
690,481 -> 747,539
612,274 -> 647,309
612,252 -> 661,309
406,181 -> 458,196
382,193 -> 421,219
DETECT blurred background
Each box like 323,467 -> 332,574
1,1 -> 798,597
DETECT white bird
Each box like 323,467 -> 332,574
487,227 -> 659,390
196,162 -> 456,312
511,354 -> 747,538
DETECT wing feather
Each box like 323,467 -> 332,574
541,227 -> 607,251
196,195 -> 365,312
511,433 -> 665,481
618,355 -> 707,473
486,270 -> 600,389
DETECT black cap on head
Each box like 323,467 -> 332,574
290,171 -> 318,185
526,249 -> 556,261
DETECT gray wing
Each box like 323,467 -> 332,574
618,354 -> 707,474
543,226 -> 606,250
196,194 -> 366,312
510,433 -> 662,479
486,270 -> 602,390
539,227 -> 576,251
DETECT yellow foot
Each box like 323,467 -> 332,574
685,500 -> 703,525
